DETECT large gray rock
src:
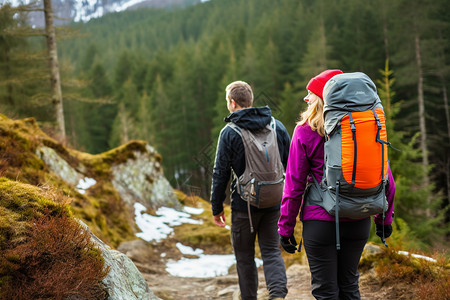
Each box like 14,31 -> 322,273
37,142 -> 178,210
36,145 -> 81,186
362,243 -> 383,258
117,239 -> 157,264
81,221 -> 161,300
111,144 -> 179,209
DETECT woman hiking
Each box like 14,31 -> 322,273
277,69 -> 395,299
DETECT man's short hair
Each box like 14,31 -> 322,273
225,81 -> 253,108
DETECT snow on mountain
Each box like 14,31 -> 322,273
2,0 -> 203,27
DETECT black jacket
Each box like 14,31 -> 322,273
210,106 -> 291,215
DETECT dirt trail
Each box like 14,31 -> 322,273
139,261 -> 394,300
141,263 -> 314,300
118,224 -> 409,299
120,239 -> 397,300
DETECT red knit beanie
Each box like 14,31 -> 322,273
306,69 -> 343,99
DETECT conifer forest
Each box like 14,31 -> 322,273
1,0 -> 449,249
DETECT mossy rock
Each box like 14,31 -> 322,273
0,178 -> 71,274
0,178 -> 109,298
0,116 -> 161,248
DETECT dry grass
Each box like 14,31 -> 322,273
374,247 -> 450,300
1,212 -> 109,300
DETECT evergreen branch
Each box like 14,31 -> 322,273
63,94 -> 116,104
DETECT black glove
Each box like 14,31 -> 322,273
376,224 -> 393,239
279,234 -> 297,254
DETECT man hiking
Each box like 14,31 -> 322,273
210,81 -> 291,300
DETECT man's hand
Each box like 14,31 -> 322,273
279,234 -> 298,254
213,211 -> 226,227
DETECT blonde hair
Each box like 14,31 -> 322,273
297,92 -> 325,137
225,81 -> 253,108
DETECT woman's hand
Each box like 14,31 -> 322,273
279,234 -> 298,253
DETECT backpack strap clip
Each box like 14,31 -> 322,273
335,180 -> 341,251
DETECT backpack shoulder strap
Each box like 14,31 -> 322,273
227,122 -> 243,137
311,173 -> 325,198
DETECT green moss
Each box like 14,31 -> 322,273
42,139 -> 80,169
0,178 -> 73,284
0,116 -> 153,249
0,118 -> 51,186
171,192 -> 232,253
176,223 -> 232,252
0,179 -> 69,219
359,253 -> 382,272
69,181 -> 135,247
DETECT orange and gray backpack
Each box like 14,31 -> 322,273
313,72 -> 390,249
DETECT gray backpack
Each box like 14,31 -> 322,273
228,117 -> 285,231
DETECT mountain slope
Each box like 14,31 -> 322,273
7,0 -> 202,27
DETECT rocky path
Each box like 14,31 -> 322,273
140,262 -> 394,300
119,235 -> 401,299
141,263 -> 315,300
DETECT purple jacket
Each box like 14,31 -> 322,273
278,123 -> 395,237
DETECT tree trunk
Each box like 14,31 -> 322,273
380,0 -> 390,64
119,103 -> 129,144
439,73 -> 450,206
440,73 -> 450,144
415,35 -> 430,215
4,47 -> 13,106
43,0 -> 65,139
447,159 -> 450,212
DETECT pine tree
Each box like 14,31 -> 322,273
211,50 -> 237,147
298,20 -> 340,86
166,46 -> 199,183
377,61 -> 445,245
113,51 -> 134,94
79,44 -> 98,76
148,74 -> 170,157
327,0 -> 384,77
278,82 -> 301,137
0,3 -> 48,120
84,63 -> 115,153
388,0 -> 436,213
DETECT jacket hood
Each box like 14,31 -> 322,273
224,106 -> 272,131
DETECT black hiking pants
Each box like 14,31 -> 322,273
231,209 -> 288,300
303,218 -> 371,300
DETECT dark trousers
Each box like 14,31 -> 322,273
302,218 -> 371,300
231,209 -> 288,300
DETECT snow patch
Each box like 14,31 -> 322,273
76,177 -> 96,194
166,253 -> 263,278
183,206 -> 204,215
134,203 -> 263,278
167,242 -> 263,278
398,251 -> 437,262
176,242 -> 204,256
134,203 -> 202,242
